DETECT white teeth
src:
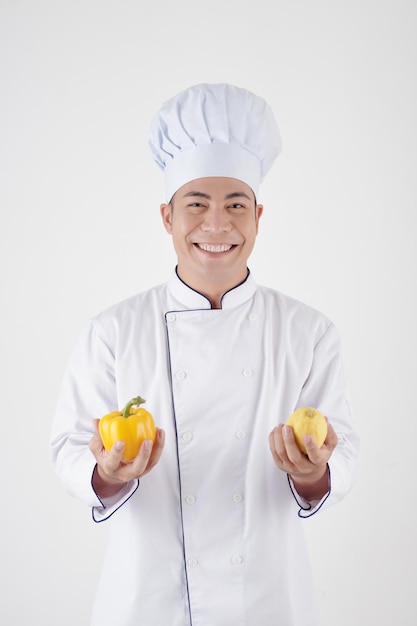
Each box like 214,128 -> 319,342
197,244 -> 233,253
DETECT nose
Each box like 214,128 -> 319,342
201,208 -> 232,233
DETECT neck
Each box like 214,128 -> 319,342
176,267 -> 249,309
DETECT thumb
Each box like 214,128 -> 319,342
104,439 -> 126,472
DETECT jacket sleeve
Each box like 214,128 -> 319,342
290,322 -> 360,517
91,479 -> 139,522
50,320 -> 134,512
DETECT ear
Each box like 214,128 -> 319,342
255,204 -> 263,233
160,203 -> 173,234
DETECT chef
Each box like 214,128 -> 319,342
51,83 -> 360,626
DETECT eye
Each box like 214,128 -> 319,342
184,201 -> 208,213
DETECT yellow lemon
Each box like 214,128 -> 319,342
286,407 -> 327,455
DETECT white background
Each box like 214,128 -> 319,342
1,1 -> 416,624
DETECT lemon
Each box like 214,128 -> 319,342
286,407 -> 327,454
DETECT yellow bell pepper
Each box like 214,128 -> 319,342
98,396 -> 156,462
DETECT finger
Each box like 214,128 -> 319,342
269,425 -> 292,469
324,422 -> 339,449
268,429 -> 277,460
268,426 -> 281,459
282,424 -> 306,465
89,422 -> 105,458
103,440 -> 126,473
303,422 -> 338,465
113,433 -> 163,483
275,425 -> 290,460
147,429 -> 165,468
137,429 -> 166,476
302,434 -> 322,464
129,438 -> 154,476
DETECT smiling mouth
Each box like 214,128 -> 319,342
195,243 -> 235,253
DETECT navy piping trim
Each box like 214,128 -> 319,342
91,468 -> 140,524
220,268 -> 250,306
175,267 -> 212,308
174,266 -> 250,310
164,312 -> 193,625
287,464 -> 332,519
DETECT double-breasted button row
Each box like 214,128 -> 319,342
184,493 -> 243,505
180,430 -> 247,441
187,555 -> 243,568
167,312 -> 258,322
174,368 -> 253,379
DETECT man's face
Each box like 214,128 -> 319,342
160,177 -> 263,296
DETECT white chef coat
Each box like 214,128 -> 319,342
51,270 -> 359,626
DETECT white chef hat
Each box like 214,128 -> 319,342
149,83 -> 282,201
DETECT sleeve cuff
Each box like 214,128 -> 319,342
287,466 -> 331,518
91,477 -> 139,523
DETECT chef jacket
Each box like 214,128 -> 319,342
51,270 -> 359,626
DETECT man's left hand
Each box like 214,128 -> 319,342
268,420 -> 338,501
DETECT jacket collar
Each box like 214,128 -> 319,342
167,268 -> 257,310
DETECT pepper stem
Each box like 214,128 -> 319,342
122,396 -> 146,418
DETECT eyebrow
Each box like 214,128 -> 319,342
182,190 -> 253,201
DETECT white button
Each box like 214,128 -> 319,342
185,495 -> 196,505
188,558 -> 198,568
236,430 -> 247,440
182,432 -> 193,442
249,313 -> 258,321
176,370 -> 186,380
242,368 -> 253,377
231,554 -> 243,565
233,493 -> 244,503
166,312 -> 176,322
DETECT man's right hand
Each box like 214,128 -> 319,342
89,419 -> 165,499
